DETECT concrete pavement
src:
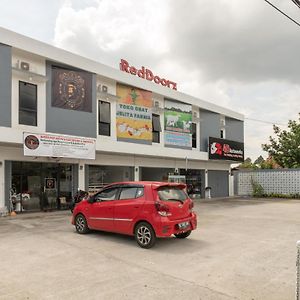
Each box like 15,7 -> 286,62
0,198 -> 299,299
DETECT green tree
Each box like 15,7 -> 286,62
262,114 -> 300,168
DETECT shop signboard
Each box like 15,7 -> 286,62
23,132 -> 96,159
116,84 -> 152,144
209,137 -> 244,162
164,99 -> 192,149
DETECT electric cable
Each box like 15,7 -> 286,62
245,117 -> 287,126
264,0 -> 300,28
291,0 -> 300,9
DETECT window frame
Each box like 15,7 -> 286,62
93,186 -> 120,202
152,114 -> 161,143
118,187 -> 144,200
19,81 -> 38,126
98,100 -> 111,136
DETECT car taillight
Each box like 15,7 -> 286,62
189,201 -> 194,210
155,201 -> 172,217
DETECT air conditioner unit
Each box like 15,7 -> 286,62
154,100 -> 160,108
20,61 -> 30,71
97,84 -> 108,93
192,111 -> 200,122
102,85 -> 108,93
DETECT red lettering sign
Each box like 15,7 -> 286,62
119,59 -> 177,90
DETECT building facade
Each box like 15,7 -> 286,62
0,28 -> 244,213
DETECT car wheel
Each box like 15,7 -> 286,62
174,230 -> 191,239
135,222 -> 156,249
75,214 -> 89,234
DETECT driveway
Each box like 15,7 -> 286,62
0,198 -> 299,300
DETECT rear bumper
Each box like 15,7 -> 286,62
155,212 -> 197,237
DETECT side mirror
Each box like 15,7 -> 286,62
87,196 -> 95,204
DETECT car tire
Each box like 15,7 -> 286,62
75,214 -> 89,234
135,222 -> 156,249
174,230 -> 191,239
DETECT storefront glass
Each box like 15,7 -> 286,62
11,162 -> 75,212
88,165 -> 134,194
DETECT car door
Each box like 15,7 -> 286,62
113,185 -> 145,235
87,186 -> 119,231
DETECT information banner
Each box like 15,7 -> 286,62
23,132 -> 96,159
116,84 -> 152,144
164,99 -> 192,149
209,137 -> 244,162
165,132 -> 192,149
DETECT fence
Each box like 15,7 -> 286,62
234,168 -> 300,196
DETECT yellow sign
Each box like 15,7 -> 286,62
116,84 -> 152,144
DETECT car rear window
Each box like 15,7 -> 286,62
157,186 -> 187,202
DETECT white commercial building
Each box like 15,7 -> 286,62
0,27 -> 244,213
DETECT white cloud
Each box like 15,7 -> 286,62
52,0 -> 300,160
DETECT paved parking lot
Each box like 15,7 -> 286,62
0,197 -> 300,300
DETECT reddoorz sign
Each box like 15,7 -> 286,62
119,59 -> 177,90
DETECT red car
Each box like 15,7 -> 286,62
72,181 -> 197,248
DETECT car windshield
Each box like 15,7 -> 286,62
157,186 -> 187,202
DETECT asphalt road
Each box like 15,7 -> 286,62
0,197 -> 299,300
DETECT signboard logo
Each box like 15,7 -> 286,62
45,178 -> 56,190
119,59 -> 177,91
209,137 -> 244,162
24,135 -> 40,150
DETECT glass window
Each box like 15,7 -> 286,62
152,114 -> 162,132
152,114 -> 161,143
19,81 -> 37,126
99,101 -> 110,123
119,187 -> 144,200
220,129 -> 225,139
99,122 -> 110,136
99,101 -> 111,136
152,131 -> 160,143
94,187 -> 118,202
192,123 -> 197,148
157,186 -> 188,202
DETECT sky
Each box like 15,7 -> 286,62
1,0 -> 300,160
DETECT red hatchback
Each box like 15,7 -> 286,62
72,181 -> 197,248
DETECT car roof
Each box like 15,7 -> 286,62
104,181 -> 186,189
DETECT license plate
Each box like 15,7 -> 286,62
178,221 -> 189,229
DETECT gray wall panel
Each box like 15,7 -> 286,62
0,44 -> 12,127
208,170 -> 229,197
46,62 -> 97,138
225,117 -> 244,142
200,109 -> 220,152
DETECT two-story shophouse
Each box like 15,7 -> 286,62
0,27 -> 244,213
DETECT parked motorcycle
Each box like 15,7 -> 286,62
69,190 -> 88,213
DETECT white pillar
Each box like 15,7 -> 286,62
134,166 -> 140,181
229,170 -> 234,196
78,164 -> 85,190
0,160 -> 4,209
205,169 -> 208,188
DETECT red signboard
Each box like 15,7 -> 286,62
119,59 -> 177,91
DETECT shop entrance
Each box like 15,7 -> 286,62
11,162 -> 75,212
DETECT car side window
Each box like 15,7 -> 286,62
94,187 -> 119,202
119,187 -> 144,200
